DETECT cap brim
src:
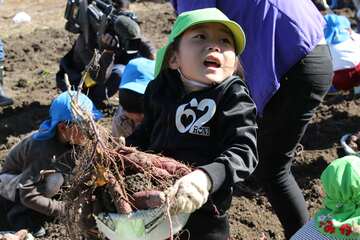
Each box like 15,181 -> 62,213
32,120 -> 58,140
120,82 -> 147,94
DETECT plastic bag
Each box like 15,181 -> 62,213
12,12 -> 31,24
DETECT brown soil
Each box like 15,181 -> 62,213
0,1 -> 360,239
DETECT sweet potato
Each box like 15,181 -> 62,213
107,173 -> 132,214
132,190 -> 165,209
152,156 -> 191,176
151,167 -> 172,178
125,152 -> 191,176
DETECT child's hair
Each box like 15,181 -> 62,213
311,0 -> 329,11
119,89 -> 144,113
112,0 -> 130,10
162,36 -> 181,71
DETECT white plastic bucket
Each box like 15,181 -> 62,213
95,207 -> 189,240
340,134 -> 360,156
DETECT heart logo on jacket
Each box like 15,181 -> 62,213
175,98 -> 216,135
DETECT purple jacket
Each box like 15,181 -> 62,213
171,0 -> 325,114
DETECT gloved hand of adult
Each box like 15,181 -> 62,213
168,170 -> 212,214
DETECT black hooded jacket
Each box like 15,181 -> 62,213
127,69 -> 258,213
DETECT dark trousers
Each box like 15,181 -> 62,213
254,45 -> 333,239
0,195 -> 48,232
178,209 -> 229,240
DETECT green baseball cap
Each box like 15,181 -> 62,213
155,8 -> 246,77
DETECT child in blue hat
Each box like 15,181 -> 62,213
309,7 -> 360,93
323,14 -> 360,92
0,91 -> 101,236
111,57 -> 155,138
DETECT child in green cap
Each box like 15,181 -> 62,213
291,155 -> 360,240
126,8 -> 258,239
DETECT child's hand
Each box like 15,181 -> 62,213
100,33 -> 117,50
168,170 -> 212,214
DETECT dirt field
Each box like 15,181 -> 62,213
0,1 -> 360,239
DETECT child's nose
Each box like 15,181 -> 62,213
207,43 -> 221,52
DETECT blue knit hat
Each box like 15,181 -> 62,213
32,91 -> 102,140
120,57 -> 155,94
324,14 -> 351,44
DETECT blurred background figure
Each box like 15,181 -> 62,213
325,14 -> 360,92
56,0 -> 155,108
324,0 -> 360,32
312,0 -> 360,94
0,39 -> 14,106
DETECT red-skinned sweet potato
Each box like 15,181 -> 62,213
132,190 -> 165,210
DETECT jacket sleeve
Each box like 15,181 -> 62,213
125,81 -> 155,150
0,139 -> 29,201
19,179 -> 65,217
199,81 -> 258,193
138,38 -> 156,60
2,136 -> 32,174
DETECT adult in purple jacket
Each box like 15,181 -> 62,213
171,1 -> 333,238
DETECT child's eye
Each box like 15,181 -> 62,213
221,38 -> 232,44
193,34 -> 206,40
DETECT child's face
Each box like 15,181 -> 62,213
169,23 -> 237,85
124,111 -> 144,126
57,122 -> 86,145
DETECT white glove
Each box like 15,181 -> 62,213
168,170 -> 212,214
0,230 -> 30,240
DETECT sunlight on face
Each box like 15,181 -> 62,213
170,23 -> 237,85
59,122 -> 87,145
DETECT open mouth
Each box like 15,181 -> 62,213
204,56 -> 221,68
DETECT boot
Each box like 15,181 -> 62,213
0,61 -> 13,106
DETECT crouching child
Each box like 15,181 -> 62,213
112,57 -> 155,138
0,91 -> 102,237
